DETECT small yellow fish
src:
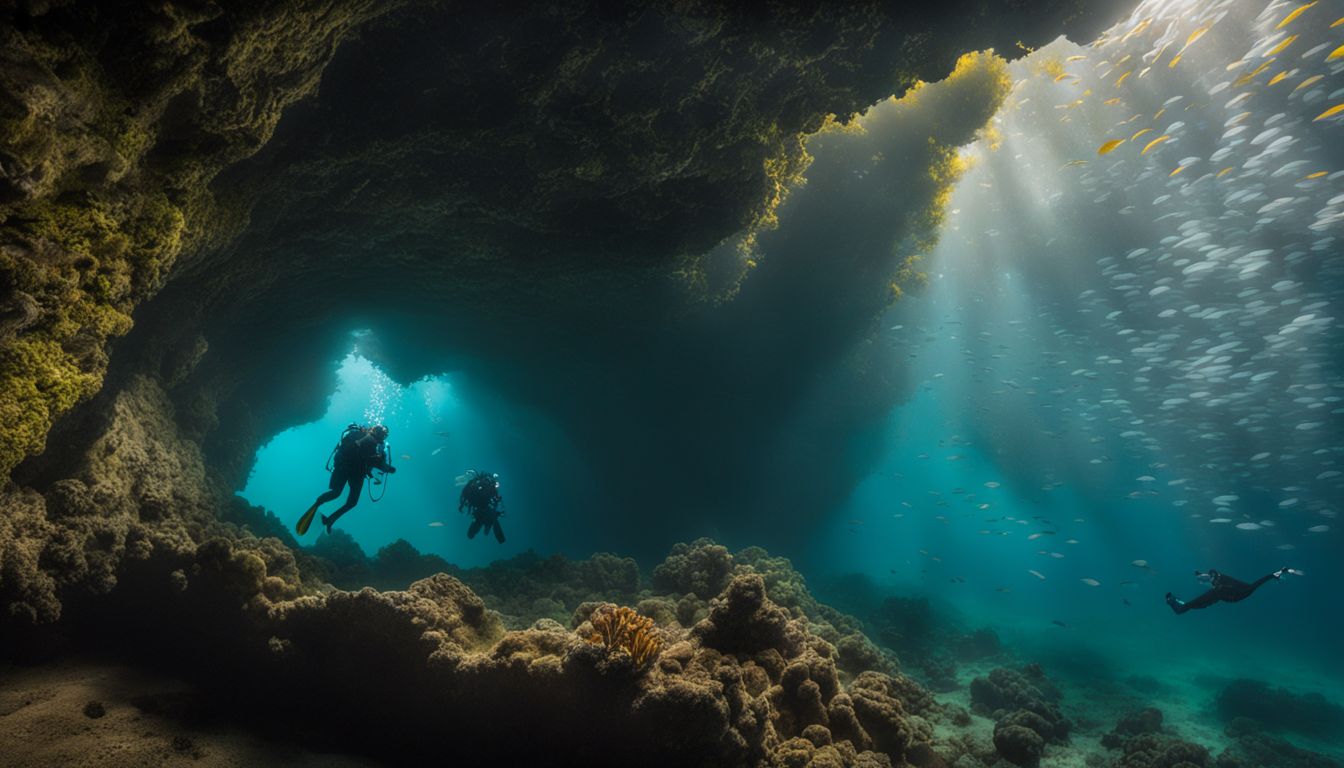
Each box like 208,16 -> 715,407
1328,44 -> 1344,62
1268,71 -> 1289,85
1067,55 -> 1087,62
1054,71 -> 1071,82
1333,17 -> 1344,28
1314,104 -> 1344,121
1168,53 -> 1182,68
1250,60 -> 1274,76
1123,18 -> 1152,42
1104,97 -> 1123,106
1277,2 -> 1315,29
1294,74 -> 1324,92
1116,70 -> 1133,86
1184,25 -> 1210,49
1131,127 -> 1153,141
1217,167 -> 1234,178
1170,164 -> 1188,177
1141,134 -> 1172,155
1097,138 -> 1126,155
1305,171 -> 1328,179
1154,108 -> 1166,120
1265,35 -> 1298,57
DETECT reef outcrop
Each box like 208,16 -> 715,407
6,536 -> 967,767
970,665 -> 1070,766
1215,679 -> 1344,741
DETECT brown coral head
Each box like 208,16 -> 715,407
585,605 -> 663,668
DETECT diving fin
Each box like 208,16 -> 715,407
493,520 -> 506,544
296,504 -> 319,536
467,519 -> 483,539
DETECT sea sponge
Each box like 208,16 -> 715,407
970,667 -> 1068,739
652,538 -> 735,598
992,722 -> 1045,767
768,736 -> 894,768
1102,708 -> 1165,749
836,632 -> 898,679
585,604 -> 663,668
734,546 -> 821,618
577,552 -> 641,594
631,676 -> 736,756
848,672 -> 915,758
695,573 -> 807,657
1215,679 -> 1344,739
1110,732 -> 1210,768
1217,722 -> 1341,768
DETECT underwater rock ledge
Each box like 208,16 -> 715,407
7,535 -> 944,767
6,531 -> 1342,767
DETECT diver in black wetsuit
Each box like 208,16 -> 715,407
459,470 -> 505,543
297,424 -> 396,535
1165,567 -> 1290,614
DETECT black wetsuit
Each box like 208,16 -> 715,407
1166,569 -> 1280,614
460,474 -> 504,543
313,432 -> 394,526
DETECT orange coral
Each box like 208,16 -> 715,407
586,605 -> 662,667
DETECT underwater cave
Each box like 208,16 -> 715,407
3,1 -> 1344,766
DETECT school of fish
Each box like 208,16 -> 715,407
873,0 -> 1341,592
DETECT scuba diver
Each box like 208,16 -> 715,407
458,470 -> 505,543
296,424 -> 396,536
1165,566 -> 1295,615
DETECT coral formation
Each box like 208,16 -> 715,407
970,665 -> 1070,766
652,538 -> 735,599
1217,719 -> 1342,768
969,666 -> 1067,734
1110,732 -> 1211,768
585,604 -> 663,669
1102,708 -> 1166,749
5,536 -> 963,766
1094,708 -> 1341,768
1215,679 -> 1344,740
992,720 -> 1045,767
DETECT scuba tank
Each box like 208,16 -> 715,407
326,423 -> 365,471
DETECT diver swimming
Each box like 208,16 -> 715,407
458,469 -> 505,543
296,423 -> 396,535
1165,567 -> 1296,615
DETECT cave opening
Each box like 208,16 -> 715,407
238,336 -> 601,573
